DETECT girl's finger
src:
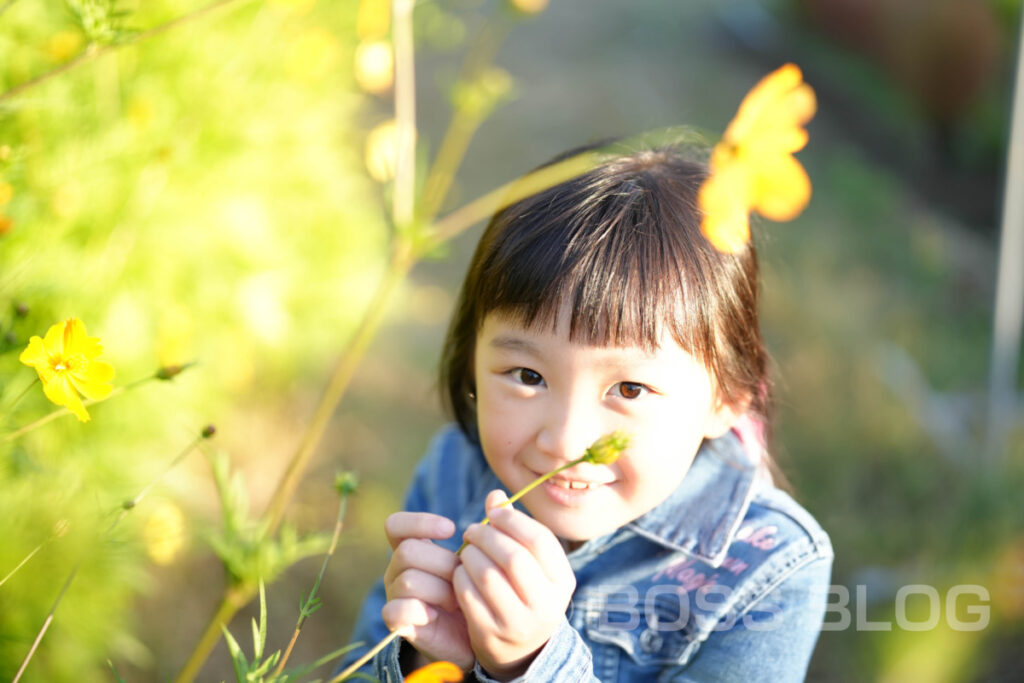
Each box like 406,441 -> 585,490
457,542 -> 527,630
381,597 -> 437,634
387,567 -> 459,613
385,538 -> 459,584
462,522 -> 547,606
488,503 -> 574,588
452,564 -> 499,634
385,512 -> 455,549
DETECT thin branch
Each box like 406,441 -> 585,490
0,0 -> 249,104
327,630 -> 404,683
12,428 -> 209,680
12,565 -> 79,683
273,491 -> 352,675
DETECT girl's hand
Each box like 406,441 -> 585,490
454,490 -> 577,680
382,511 -> 474,672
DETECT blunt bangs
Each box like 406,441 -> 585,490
475,152 -> 718,357
441,145 -> 767,441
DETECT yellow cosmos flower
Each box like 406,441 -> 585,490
19,318 -> 115,422
407,661 -> 464,683
699,63 -> 816,253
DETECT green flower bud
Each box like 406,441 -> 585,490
335,471 -> 359,496
583,430 -> 629,465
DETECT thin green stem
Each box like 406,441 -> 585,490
456,455 -> 586,555
1,377 -> 38,417
11,428 -> 208,680
328,629 -> 403,683
0,0 -> 250,104
273,493 -> 351,676
0,542 -> 43,589
174,584 -> 254,683
418,20 -> 510,222
107,433 -> 206,534
260,243 -> 413,539
3,366 -> 182,443
12,564 -> 79,683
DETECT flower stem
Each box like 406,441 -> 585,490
12,564 -> 79,683
0,542 -> 43,590
456,455 -> 585,555
328,629 -> 403,683
2,366 -> 188,443
1,377 -> 38,418
272,493 -> 351,676
11,428 -> 208,679
174,584 -> 254,683
0,0 -> 251,103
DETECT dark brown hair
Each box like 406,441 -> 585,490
440,142 -> 771,446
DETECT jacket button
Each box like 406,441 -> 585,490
639,628 -> 663,653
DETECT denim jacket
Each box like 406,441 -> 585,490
341,424 -> 833,682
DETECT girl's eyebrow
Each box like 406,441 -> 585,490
489,334 -> 542,356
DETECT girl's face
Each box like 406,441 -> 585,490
473,308 -> 738,543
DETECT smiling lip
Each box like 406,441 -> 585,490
536,473 -> 613,507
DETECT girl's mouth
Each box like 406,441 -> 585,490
539,475 -> 613,506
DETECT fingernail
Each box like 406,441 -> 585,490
425,605 -> 438,621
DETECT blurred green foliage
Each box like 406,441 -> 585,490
1,0 -> 392,678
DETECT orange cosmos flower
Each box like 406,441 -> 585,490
699,63 -> 816,253
19,318 -> 115,422
406,661 -> 464,683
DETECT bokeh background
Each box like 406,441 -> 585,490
1,0 -> 1023,680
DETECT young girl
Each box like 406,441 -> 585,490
342,143 -> 833,681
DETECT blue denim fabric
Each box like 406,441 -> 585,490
340,424 -> 833,682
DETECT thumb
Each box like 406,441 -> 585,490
485,488 -> 509,513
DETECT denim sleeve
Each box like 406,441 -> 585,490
669,555 -> 833,682
471,618 -> 598,683
336,425 -> 480,680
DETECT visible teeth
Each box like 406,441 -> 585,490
552,479 -> 596,490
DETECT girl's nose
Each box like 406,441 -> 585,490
535,398 -> 602,465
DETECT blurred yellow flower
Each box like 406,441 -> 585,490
0,180 -> 12,206
19,318 -> 115,422
699,63 -> 816,253
365,119 -> 415,183
357,0 -> 390,40
407,661 -> 463,683
354,40 -> 394,94
0,215 -> 11,235
509,0 -> 549,13
286,28 -> 340,82
143,501 -> 186,566
46,30 -> 84,63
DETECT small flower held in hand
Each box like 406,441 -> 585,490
457,430 -> 629,554
699,63 -> 817,253
19,317 -> 115,422
407,660 -> 464,683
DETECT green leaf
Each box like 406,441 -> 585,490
221,624 -> 250,682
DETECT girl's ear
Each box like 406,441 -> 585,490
703,394 -> 748,439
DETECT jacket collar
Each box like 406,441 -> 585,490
624,430 -> 758,568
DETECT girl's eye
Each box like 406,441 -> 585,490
613,381 -> 648,400
512,368 -> 545,387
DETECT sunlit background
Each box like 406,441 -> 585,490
1,0 -> 1022,680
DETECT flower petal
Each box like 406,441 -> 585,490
407,661 -> 464,683
63,317 -> 104,358
699,166 -> 751,253
42,373 -> 90,422
19,335 -> 50,370
41,320 -> 67,354
750,155 -> 812,221
69,360 -> 115,400
724,64 -> 805,143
